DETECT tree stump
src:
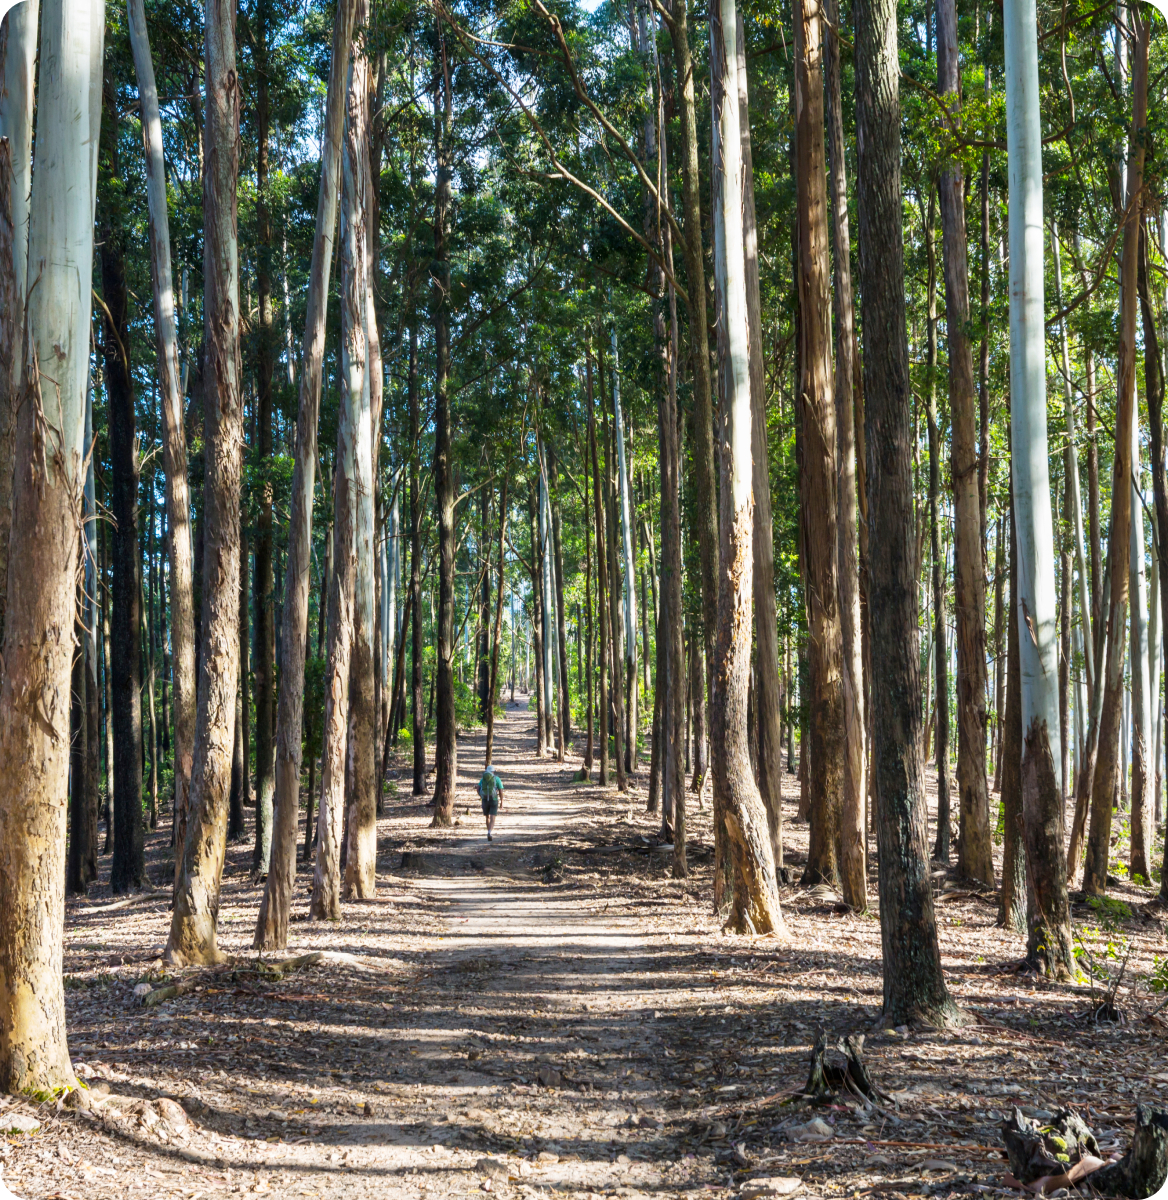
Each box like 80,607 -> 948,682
1002,1107 -> 1099,1185
1085,1104 -> 1168,1198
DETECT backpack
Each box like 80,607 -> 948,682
478,771 -> 502,804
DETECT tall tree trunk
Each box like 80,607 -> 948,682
68,603 -> 89,894
82,390 -> 100,884
430,38 -> 458,826
1087,347 -> 1103,651
167,0 -> 243,966
923,191 -> 951,863
1084,11 -> 1148,903
601,343 -> 627,790
343,19 -> 378,900
1004,0 -> 1078,979
485,479 -> 509,765
229,522 -> 250,841
588,350 -> 609,786
937,0 -> 993,886
583,431 -> 595,777
0,0 -> 39,648
312,404 -> 356,919
530,488 -> 546,756
254,0 -> 357,949
0,0 -> 102,1093
252,0 -> 276,879
824,0 -> 866,908
661,0 -> 717,699
550,449 -> 572,760
477,487 -> 491,722
854,0 -> 958,1025
710,0 -> 784,936
1129,398 -> 1153,882
737,15 -> 786,874
101,73 -> 145,894
792,0 -> 846,893
127,0 -> 194,859
612,337 -> 638,771
998,476 -> 1027,932
409,321 -> 426,795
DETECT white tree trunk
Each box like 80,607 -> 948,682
611,330 -> 638,750
0,0 -> 103,1094
127,0 -> 197,879
0,0 -> 38,335
1004,0 -> 1074,975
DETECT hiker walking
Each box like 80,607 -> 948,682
477,767 -> 504,841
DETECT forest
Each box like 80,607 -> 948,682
1,0 -> 1168,1194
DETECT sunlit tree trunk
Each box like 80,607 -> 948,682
1004,0 -> 1076,978
588,351 -> 609,786
127,0 -> 196,883
0,0 -> 39,646
430,36 -> 458,825
854,0 -> 958,1024
710,0 -> 784,936
0,0 -> 103,1093
167,0 -> 243,966
1084,12 -> 1148,904
793,0 -> 847,893
937,0 -> 992,885
824,0 -> 866,908
738,13 -> 786,873
343,19 -> 378,898
1129,404 -> 1153,882
612,333 -> 638,771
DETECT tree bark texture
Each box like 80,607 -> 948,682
823,0 -> 866,909
937,0 -> 992,886
998,486 -> 1027,934
430,43 -> 458,826
1083,13 -> 1148,901
255,0 -> 357,948
342,21 -> 378,900
793,0 -> 846,894
100,75 -> 145,894
167,0 -> 243,966
0,0 -> 103,1094
738,15 -> 785,874
588,351 -> 609,787
710,0 -> 784,937
854,0 -> 958,1026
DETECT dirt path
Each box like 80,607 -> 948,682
4,698 -> 1168,1198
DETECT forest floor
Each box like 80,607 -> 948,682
4,698 -> 1168,1199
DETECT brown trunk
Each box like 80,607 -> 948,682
409,322 -> 426,795
661,0 -> 718,696
998,477 -> 1026,933
793,0 -> 846,893
0,123 -> 15,650
166,0 -> 243,966
311,408 -> 356,920
588,350 -> 609,787
737,15 -> 785,872
854,0 -> 959,1025
484,479 -> 509,766
923,188 -> 951,863
252,0 -> 276,879
583,436 -> 595,776
1087,349 -> 1103,653
601,342 -> 627,790
1084,13 -> 1148,898
529,488 -> 546,756
254,0 -> 359,948
430,37 -> 458,826
937,0 -> 993,886
100,75 -> 146,892
824,0 -> 867,909
68,607 -> 90,895
992,506 -> 1007,791
342,17 -> 377,900
550,449 -> 571,760
228,519 -> 249,841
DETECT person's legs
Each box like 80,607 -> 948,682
487,811 -> 496,838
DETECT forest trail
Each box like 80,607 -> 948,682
5,699 -> 1168,1198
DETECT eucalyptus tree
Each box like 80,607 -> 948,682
854,0 -> 957,1025
1003,0 -> 1075,976
0,0 -> 104,1093
167,0 -> 244,966
255,0 -> 358,950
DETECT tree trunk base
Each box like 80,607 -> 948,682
798,1033 -> 887,1105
